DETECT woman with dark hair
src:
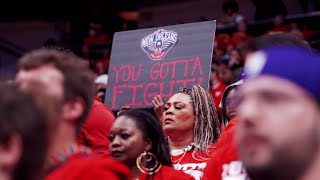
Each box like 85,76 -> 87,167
220,79 -> 243,126
153,84 -> 221,180
109,109 -> 193,180
202,79 -> 245,180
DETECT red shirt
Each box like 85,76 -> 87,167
202,118 -> 248,180
138,166 -> 194,180
77,97 -> 115,156
46,154 -> 132,180
171,146 -> 215,180
210,82 -> 227,113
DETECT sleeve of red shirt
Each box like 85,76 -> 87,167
46,156 -> 132,180
76,158 -> 132,180
209,82 -> 227,113
202,118 -> 240,180
77,97 -> 115,156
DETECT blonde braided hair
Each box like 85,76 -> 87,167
177,84 -> 220,160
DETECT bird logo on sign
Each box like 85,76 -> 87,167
141,29 -> 178,60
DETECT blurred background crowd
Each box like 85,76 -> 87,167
1,1 -> 320,180
1,0 -> 320,80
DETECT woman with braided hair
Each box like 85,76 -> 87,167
153,84 -> 221,180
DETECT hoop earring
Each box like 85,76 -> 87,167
136,150 -> 162,175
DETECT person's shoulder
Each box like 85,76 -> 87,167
92,97 -> 108,108
159,166 -> 195,179
80,98 -> 115,130
46,156 -> 132,180
213,117 -> 240,150
225,117 -> 240,131
86,156 -> 132,176
90,97 -> 115,117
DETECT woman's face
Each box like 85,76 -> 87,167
163,93 -> 195,135
109,116 -> 150,166
226,88 -> 241,119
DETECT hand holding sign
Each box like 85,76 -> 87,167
152,95 -> 165,121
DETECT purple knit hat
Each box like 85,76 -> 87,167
244,45 -> 320,102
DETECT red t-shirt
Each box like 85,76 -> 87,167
210,82 -> 227,113
77,97 -> 115,157
46,154 -> 132,180
138,166 -> 194,180
171,146 -> 215,180
202,118 -> 248,180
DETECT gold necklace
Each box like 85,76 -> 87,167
170,143 -> 194,164
171,150 -> 187,164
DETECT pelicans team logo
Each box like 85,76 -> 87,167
141,29 -> 178,60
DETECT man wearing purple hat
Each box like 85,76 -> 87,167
236,45 -> 320,180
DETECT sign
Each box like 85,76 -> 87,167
105,21 -> 216,110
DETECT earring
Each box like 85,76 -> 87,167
136,150 -> 162,175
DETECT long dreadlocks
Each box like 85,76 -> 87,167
177,84 -> 220,160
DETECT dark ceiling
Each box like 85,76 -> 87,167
0,0 -> 194,42
0,0 -> 192,21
